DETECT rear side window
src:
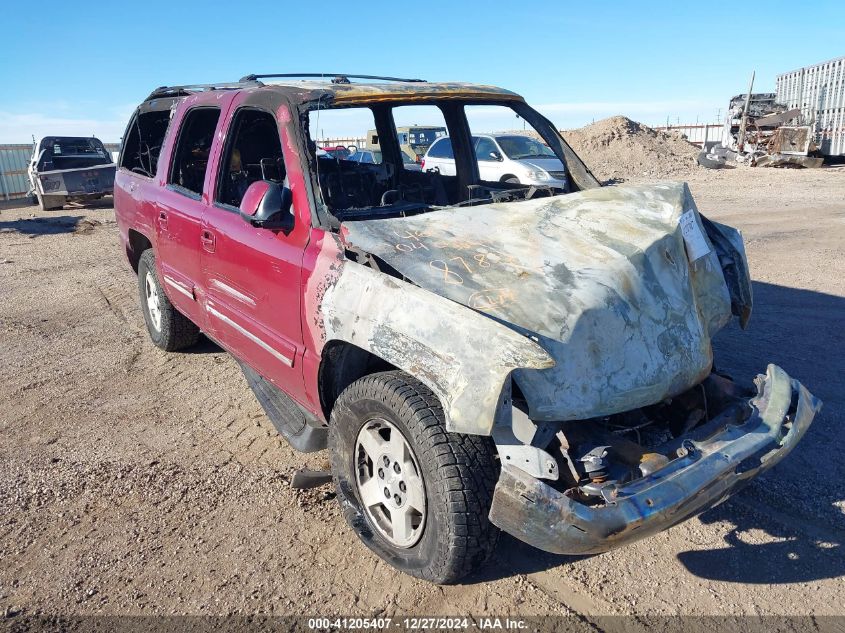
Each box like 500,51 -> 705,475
168,108 -> 220,196
120,110 -> 172,177
427,138 -> 453,159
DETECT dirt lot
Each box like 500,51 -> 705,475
1,167 -> 844,623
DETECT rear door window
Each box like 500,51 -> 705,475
168,107 -> 221,197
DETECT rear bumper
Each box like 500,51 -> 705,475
36,165 -> 115,198
489,364 -> 821,555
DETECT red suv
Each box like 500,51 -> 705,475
114,74 -> 819,583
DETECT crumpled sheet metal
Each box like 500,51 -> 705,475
342,183 -> 736,423
316,251 -> 554,434
754,153 -> 824,168
488,364 -> 822,555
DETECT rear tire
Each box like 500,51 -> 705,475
329,371 -> 499,584
137,249 -> 200,351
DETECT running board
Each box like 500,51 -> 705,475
290,469 -> 333,489
239,362 -> 328,453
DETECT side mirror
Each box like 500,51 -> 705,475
239,180 -> 294,232
490,151 -> 503,161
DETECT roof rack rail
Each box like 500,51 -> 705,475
145,81 -> 262,101
238,73 -> 426,84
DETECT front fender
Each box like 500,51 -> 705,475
320,261 -> 554,435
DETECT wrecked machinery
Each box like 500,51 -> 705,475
703,86 -> 824,169
114,73 -> 821,583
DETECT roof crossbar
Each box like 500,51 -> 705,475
239,73 -> 426,83
145,81 -> 262,101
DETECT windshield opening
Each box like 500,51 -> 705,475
306,100 -> 570,222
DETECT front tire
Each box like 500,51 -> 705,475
137,249 -> 200,351
329,371 -> 499,584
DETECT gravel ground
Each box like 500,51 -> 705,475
1,166 -> 843,624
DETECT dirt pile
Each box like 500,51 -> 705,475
562,116 -> 700,182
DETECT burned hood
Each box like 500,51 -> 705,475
341,183 -> 739,421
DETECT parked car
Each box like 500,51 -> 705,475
346,148 -> 421,171
321,145 -> 351,159
366,125 -> 446,164
114,74 -> 820,584
28,136 -> 116,210
423,133 -> 567,187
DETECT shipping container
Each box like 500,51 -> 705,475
776,56 -> 845,157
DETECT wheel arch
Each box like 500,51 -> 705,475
127,228 -> 153,272
500,174 -> 518,183
315,262 -> 554,435
317,340 -> 398,422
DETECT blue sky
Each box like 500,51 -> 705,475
1,0 -> 843,143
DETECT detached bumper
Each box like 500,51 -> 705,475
489,364 -> 821,555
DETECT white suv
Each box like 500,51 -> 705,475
422,134 -> 568,187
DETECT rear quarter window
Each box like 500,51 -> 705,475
120,109 -> 175,178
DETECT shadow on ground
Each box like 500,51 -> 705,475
470,280 -> 845,584
676,497 -> 843,584
184,334 -> 225,355
0,215 -> 90,236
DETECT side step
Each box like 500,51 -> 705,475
239,362 -> 328,453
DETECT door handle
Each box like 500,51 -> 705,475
158,210 -> 168,228
200,229 -> 216,253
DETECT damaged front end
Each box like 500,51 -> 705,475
489,364 -> 821,554
335,181 -> 820,553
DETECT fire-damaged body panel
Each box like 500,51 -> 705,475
341,182 -> 749,425
305,234 -> 554,434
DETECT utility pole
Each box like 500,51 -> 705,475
737,70 -> 755,152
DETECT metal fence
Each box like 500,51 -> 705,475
652,124 -> 722,149
316,137 -> 366,149
0,142 -> 120,201
0,145 -> 32,200
777,56 -> 845,156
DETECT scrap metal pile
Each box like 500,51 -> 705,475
699,86 -> 823,169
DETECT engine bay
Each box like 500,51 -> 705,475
528,371 -> 757,504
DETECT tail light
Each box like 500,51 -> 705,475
420,158 -> 426,170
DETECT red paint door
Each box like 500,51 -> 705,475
199,103 -> 310,406
154,105 -> 226,327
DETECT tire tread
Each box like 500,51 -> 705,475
329,370 -> 499,584
138,249 -> 200,352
